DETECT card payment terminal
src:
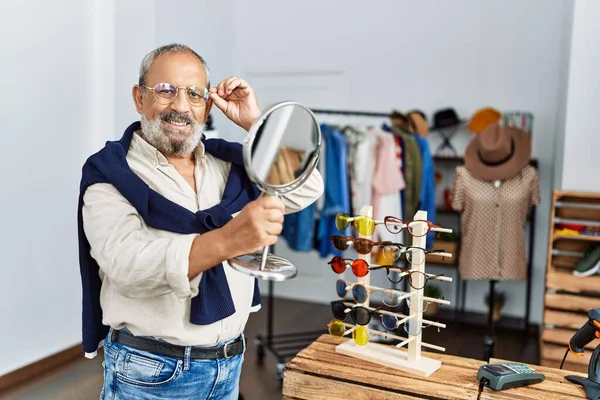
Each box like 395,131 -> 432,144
477,362 -> 545,391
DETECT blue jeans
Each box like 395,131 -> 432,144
100,329 -> 245,399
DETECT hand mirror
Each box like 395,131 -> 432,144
227,101 -> 321,281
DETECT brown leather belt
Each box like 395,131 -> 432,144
110,329 -> 245,360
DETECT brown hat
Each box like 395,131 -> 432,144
464,122 -> 531,181
408,111 -> 429,137
469,107 -> 502,134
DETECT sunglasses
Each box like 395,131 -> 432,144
383,216 -> 442,237
330,235 -> 389,255
335,213 -> 384,236
329,256 -> 444,289
331,301 -> 382,326
327,319 -> 372,347
335,279 -> 403,307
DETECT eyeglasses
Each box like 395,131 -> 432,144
327,319 -> 371,346
330,235 -> 388,255
384,217 -> 442,237
371,266 -> 445,289
335,213 -> 382,236
380,315 -> 437,335
379,244 -> 446,265
331,301 -> 382,326
141,82 -> 209,107
335,279 -> 402,307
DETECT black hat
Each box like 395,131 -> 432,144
433,108 -> 460,130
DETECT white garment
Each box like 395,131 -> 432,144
351,132 -> 376,214
82,132 -> 324,351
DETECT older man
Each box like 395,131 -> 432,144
78,43 -> 323,399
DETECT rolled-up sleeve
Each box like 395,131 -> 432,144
82,183 -> 201,300
280,168 -> 324,214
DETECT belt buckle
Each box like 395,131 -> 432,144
223,338 -> 236,359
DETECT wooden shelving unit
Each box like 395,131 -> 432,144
541,190 -> 600,372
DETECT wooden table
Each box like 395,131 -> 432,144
282,335 -> 588,399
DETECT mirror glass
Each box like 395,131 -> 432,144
229,102 -> 321,281
250,104 -> 319,191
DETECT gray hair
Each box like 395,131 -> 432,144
138,43 -> 210,88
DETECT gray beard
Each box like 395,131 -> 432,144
140,115 -> 205,156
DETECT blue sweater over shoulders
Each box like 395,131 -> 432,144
77,121 -> 261,354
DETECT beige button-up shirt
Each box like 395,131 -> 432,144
82,131 -> 323,351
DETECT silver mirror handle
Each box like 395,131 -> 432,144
259,245 -> 269,271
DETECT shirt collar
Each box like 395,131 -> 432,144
131,130 -> 206,167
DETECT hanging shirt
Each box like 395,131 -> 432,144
316,125 -> 351,257
382,124 -> 421,223
411,134 -> 436,248
451,165 -> 540,280
370,128 -> 405,242
344,126 -> 376,215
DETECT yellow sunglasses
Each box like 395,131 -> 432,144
335,213 -> 383,236
328,319 -> 371,346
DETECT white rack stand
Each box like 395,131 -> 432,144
334,207 -> 453,378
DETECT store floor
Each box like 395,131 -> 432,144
1,298 -> 538,400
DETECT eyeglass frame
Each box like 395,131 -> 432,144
384,216 -> 442,237
330,300 -> 382,326
380,313 -> 438,335
335,213 -> 383,235
335,278 -> 404,307
368,265 -> 445,289
330,235 -> 390,254
140,82 -> 210,107
379,244 -> 446,265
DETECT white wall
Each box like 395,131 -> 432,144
559,0 -> 600,191
0,0 -> 92,376
231,0 -> 574,323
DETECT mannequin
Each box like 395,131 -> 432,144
451,122 -> 539,360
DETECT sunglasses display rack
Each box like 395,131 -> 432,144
332,205 -> 453,378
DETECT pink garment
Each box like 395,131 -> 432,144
369,128 -> 406,239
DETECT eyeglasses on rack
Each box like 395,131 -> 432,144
335,213 -> 384,236
328,319 -> 401,347
380,314 -> 438,335
328,256 -> 445,289
383,216 -> 442,237
372,265 -> 445,289
335,279 -> 403,307
378,244 -> 446,265
330,235 -> 389,255
330,300 -> 382,326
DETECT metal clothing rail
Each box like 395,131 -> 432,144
310,108 -> 392,118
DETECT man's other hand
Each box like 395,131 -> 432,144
209,77 -> 261,131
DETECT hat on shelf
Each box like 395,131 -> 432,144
390,109 -> 412,133
468,107 -> 502,134
407,110 -> 429,137
464,122 -> 531,181
432,108 -> 461,130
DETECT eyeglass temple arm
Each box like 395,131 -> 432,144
344,216 -> 386,224
430,225 -> 452,234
